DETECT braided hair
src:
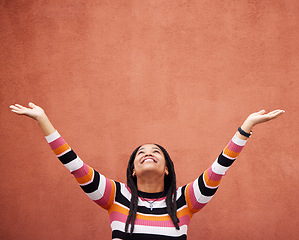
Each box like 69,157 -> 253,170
125,144 -> 180,234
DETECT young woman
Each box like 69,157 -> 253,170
10,103 -> 284,240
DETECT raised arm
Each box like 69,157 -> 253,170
184,109 -> 285,214
10,102 -> 116,210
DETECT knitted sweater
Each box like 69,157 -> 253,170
46,131 -> 247,239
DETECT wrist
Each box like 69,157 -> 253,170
241,119 -> 254,133
36,113 -> 48,123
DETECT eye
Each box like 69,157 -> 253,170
137,151 -> 145,155
153,150 -> 160,154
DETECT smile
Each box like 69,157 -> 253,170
141,157 -> 157,164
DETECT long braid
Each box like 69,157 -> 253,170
157,144 -> 180,230
125,144 -> 180,234
125,146 -> 140,234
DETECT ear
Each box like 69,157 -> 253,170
165,167 -> 169,175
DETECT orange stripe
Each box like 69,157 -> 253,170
108,203 -> 129,215
102,180 -> 116,210
185,183 -> 192,209
203,170 -> 221,188
177,206 -> 192,219
108,202 -> 192,220
75,166 -> 93,184
53,143 -> 70,155
223,146 -> 239,159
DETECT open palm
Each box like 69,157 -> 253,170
246,109 -> 285,126
10,103 -> 45,120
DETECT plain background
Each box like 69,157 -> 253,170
1,1 -> 298,239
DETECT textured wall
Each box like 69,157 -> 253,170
1,1 -> 298,239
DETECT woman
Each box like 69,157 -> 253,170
10,103 -> 284,239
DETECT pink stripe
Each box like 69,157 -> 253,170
207,167 -> 222,181
187,182 -> 208,210
187,182 -> 198,208
227,140 -> 243,153
72,163 -> 90,178
140,196 -> 166,202
94,178 -> 112,206
49,137 -> 66,150
109,212 -> 191,227
109,211 -> 127,224
192,201 -> 207,210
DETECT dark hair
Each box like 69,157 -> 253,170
125,144 -> 180,234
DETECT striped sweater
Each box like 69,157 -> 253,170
46,131 -> 247,239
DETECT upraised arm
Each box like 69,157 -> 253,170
184,109 -> 285,214
10,102 -> 116,210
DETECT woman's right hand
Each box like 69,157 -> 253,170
10,102 -> 46,121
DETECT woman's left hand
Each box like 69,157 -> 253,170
246,109 -> 285,127
238,109 -> 285,139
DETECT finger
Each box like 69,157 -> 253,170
267,109 -> 284,116
257,110 -> 266,115
29,102 -> 36,108
15,104 -> 26,109
251,110 -> 265,116
11,109 -> 20,114
10,105 -> 22,111
267,110 -> 285,120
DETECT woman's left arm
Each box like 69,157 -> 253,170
184,109 -> 285,214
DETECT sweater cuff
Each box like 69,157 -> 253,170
45,130 -> 60,143
232,132 -> 247,146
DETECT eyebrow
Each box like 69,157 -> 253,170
137,146 -> 161,152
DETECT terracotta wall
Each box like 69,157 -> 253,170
1,1 -> 298,239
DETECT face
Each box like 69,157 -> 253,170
133,144 -> 169,178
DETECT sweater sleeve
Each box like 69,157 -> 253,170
185,132 -> 247,214
45,130 -> 115,210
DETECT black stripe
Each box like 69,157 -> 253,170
176,186 -> 187,209
115,182 -> 131,208
217,152 -> 235,167
112,230 -> 187,240
58,150 -> 77,164
197,174 -> 218,197
80,170 -> 100,193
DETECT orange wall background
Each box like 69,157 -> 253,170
1,1 -> 298,239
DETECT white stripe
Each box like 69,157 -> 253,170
96,173 -> 107,199
212,158 -> 229,175
86,175 -> 104,201
45,130 -> 60,143
64,156 -> 84,172
138,197 -> 167,209
111,221 -> 188,237
120,183 -> 132,201
232,133 -> 247,146
176,186 -> 183,200
192,179 -> 213,204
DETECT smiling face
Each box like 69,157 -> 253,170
133,144 -> 169,178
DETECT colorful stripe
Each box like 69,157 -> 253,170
46,130 -> 247,239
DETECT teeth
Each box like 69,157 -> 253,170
144,159 -> 154,162
143,158 -> 155,163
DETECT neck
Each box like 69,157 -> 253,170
136,176 -> 164,193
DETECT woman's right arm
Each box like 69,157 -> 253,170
10,102 -> 115,210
